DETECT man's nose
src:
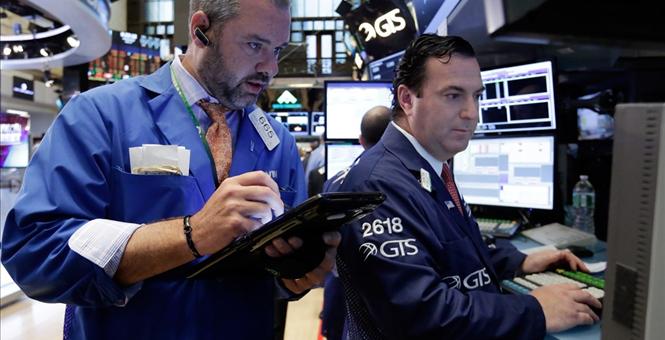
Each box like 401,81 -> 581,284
460,96 -> 480,121
256,51 -> 279,78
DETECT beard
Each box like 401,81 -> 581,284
197,45 -> 269,111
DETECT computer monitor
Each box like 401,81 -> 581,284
325,81 -> 393,140
602,103 -> 665,340
368,50 -> 404,81
268,111 -> 310,136
477,60 -> 557,134
453,135 -> 555,210
0,111 -> 30,168
311,112 -> 325,136
325,143 -> 364,180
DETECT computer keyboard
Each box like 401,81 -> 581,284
476,218 -> 521,238
502,269 -> 605,300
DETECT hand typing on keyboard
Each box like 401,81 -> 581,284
530,283 -> 602,332
521,248 -> 589,274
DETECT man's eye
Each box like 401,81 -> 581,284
248,42 -> 261,50
446,93 -> 460,100
273,47 -> 282,57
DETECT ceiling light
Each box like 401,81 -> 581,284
67,36 -> 80,48
39,47 -> 51,57
3,45 -> 11,56
12,45 -> 24,53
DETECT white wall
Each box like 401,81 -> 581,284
109,0 -> 128,32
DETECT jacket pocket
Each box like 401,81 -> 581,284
109,166 -> 205,223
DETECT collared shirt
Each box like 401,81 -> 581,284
171,55 -> 241,147
391,121 -> 445,175
69,57 -> 243,285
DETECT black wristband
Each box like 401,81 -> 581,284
183,215 -> 202,258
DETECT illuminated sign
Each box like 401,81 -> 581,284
272,90 -> 302,109
343,3 -> 417,59
358,9 -> 407,41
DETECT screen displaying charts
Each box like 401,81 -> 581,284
268,111 -> 310,136
311,112 -> 325,135
453,135 -> 555,210
477,61 -> 556,134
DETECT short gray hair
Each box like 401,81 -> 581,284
189,0 -> 290,32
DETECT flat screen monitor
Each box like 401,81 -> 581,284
0,112 -> 30,168
477,60 -> 556,134
368,50 -> 404,81
453,135 -> 555,210
325,143 -> 364,180
311,112 -> 325,136
325,81 -> 393,140
268,111 -> 310,136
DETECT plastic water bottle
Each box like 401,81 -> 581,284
572,175 -> 595,235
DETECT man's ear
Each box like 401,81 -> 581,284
189,10 -> 211,48
397,84 -> 415,115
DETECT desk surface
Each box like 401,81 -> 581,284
506,235 -> 607,340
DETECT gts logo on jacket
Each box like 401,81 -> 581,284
442,267 -> 491,290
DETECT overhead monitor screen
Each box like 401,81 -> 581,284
325,81 -> 393,140
0,112 -> 30,168
453,135 -> 555,210
269,111 -> 309,136
325,143 -> 364,180
368,50 -> 404,81
311,112 -> 325,135
477,61 -> 556,134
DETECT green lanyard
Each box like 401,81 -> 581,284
169,66 -> 219,186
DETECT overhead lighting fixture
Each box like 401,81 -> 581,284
289,83 -> 314,88
39,47 -> 51,57
3,45 -> 11,56
12,45 -> 24,53
66,36 -> 80,48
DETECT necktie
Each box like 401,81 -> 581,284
198,100 -> 232,184
441,163 -> 464,215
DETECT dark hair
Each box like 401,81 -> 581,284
391,34 -> 476,118
360,105 -> 392,147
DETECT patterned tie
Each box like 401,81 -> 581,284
198,100 -> 232,184
441,163 -> 464,215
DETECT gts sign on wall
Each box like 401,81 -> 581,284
358,9 -> 407,42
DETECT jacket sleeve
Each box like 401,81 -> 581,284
485,240 -> 528,280
1,94 -> 133,307
338,178 -> 545,340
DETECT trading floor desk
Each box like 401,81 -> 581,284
503,235 -> 607,340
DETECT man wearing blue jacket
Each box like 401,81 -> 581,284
336,34 -> 602,339
1,0 -> 339,339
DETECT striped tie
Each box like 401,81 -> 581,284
441,163 -> 464,215
198,100 -> 232,184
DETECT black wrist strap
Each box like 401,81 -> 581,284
183,215 -> 202,258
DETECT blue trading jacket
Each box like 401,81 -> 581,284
1,63 -> 306,339
336,123 -> 546,339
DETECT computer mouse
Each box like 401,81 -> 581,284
567,245 -> 594,258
